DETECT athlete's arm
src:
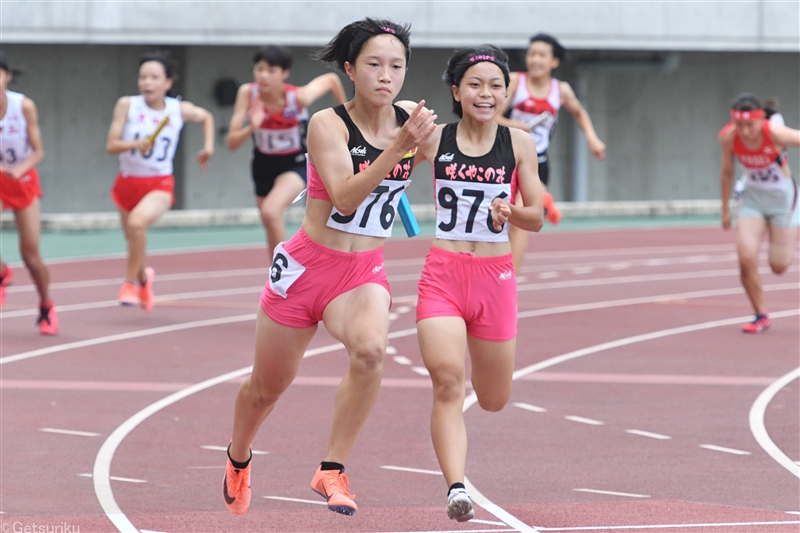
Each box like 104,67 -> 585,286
181,100 -> 215,171
307,101 -> 436,215
560,81 -> 606,161
2,98 -> 45,179
499,128 -> 544,232
297,73 -> 346,108
769,122 -> 800,148
719,131 -> 736,230
493,73 -> 529,132
227,84 -> 256,151
106,97 -> 150,155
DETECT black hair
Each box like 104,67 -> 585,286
0,53 -> 23,76
313,18 -> 411,72
443,45 -> 510,118
253,45 -> 293,70
731,92 -> 762,111
528,33 -> 566,62
764,97 -> 779,120
139,50 -> 177,80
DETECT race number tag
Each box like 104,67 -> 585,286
268,243 -> 306,298
434,180 -> 511,242
746,164 -> 789,191
254,126 -> 302,155
326,179 -> 411,238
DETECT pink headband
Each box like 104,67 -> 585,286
380,26 -> 396,34
469,54 -> 496,63
731,109 -> 765,121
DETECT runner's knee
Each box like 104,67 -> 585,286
348,339 -> 385,374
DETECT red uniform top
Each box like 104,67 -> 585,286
719,120 -> 789,189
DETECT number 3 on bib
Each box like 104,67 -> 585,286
327,179 -> 410,238
435,180 -> 511,242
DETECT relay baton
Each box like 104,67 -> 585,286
398,192 -> 420,237
146,116 -> 170,144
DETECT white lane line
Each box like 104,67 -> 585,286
79,473 -> 147,483
518,265 -> 798,294
395,305 -> 412,314
564,416 -> 604,426
6,267 -> 269,294
537,520 -> 800,531
787,511 -> 800,515
625,429 -> 671,440
411,366 -> 430,376
393,356 -> 413,365
538,272 -> 559,279
750,366 -> 800,478
608,263 -> 631,270
518,283 -> 798,320
380,465 -> 442,475
513,402 -> 547,413
465,478 -> 540,532
40,428 -> 100,437
92,336 -> 362,533
263,495 -> 327,506
0,286 -> 262,319
573,488 -> 649,498
572,267 -> 593,275
1,313 -> 255,365
698,444 -> 751,456
472,519 -> 512,526
385,346 -> 398,355
201,445 -> 267,455
389,312 -> 400,321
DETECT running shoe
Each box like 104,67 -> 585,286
118,282 -> 139,306
139,267 -> 155,312
37,304 -> 59,336
222,456 -> 251,515
310,466 -> 357,515
447,487 -> 475,522
742,315 -> 771,333
0,264 -> 13,306
542,192 -> 561,225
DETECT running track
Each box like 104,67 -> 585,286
1,227 -> 798,533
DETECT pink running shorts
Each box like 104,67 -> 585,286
260,228 -> 391,328
416,246 -> 517,342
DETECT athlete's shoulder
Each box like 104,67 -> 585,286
718,122 -> 735,140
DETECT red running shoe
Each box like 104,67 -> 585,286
742,315 -> 771,334
311,466 -> 357,515
139,267 -> 155,312
542,191 -> 561,225
37,304 -> 59,335
0,264 -> 13,306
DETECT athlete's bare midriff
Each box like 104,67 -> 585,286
301,197 -> 387,253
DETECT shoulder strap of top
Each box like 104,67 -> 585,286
393,104 -> 410,126
333,104 -> 359,142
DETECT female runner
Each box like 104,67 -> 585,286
414,45 -> 544,521
719,93 -> 800,333
497,33 -> 605,272
223,18 -> 436,516
106,51 -> 214,312
0,53 -> 57,334
227,45 -> 345,258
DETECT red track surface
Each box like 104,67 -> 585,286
1,227 -> 798,533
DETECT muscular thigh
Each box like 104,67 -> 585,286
322,283 -> 391,348
736,216 -> 767,262
768,225 -> 798,268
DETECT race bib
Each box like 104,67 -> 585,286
746,163 -> 790,191
435,180 -> 511,242
327,179 -> 410,238
268,243 -> 306,298
254,126 -> 302,155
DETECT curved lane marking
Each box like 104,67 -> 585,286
749,366 -> 800,478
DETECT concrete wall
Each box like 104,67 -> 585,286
5,1 -> 798,51
1,44 -> 797,212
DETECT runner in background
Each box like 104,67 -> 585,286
414,45 -> 543,522
227,45 -> 346,259
719,93 -> 800,333
223,18 -> 436,517
496,33 -> 605,272
0,53 -> 58,335
106,51 -> 214,312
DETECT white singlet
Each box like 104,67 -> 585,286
0,91 -> 33,170
118,95 -> 184,177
